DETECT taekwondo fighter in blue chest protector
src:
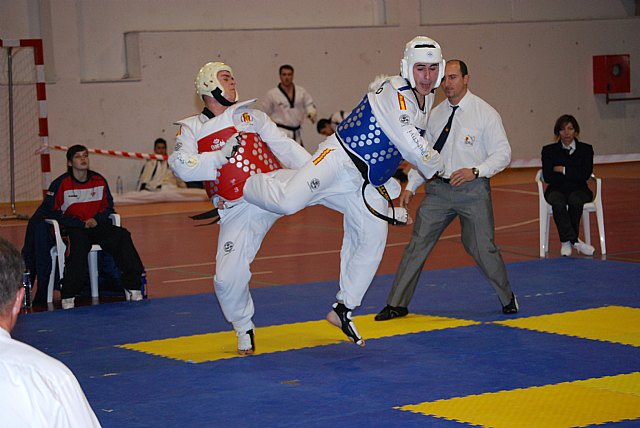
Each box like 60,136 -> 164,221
243,36 -> 446,346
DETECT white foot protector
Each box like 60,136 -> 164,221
237,329 -> 255,355
326,303 -> 365,347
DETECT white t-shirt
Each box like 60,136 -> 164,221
406,89 -> 511,192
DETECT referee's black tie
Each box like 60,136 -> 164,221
433,105 -> 458,153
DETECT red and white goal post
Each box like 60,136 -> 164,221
0,38 -> 49,212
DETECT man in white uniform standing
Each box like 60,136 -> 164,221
0,237 -> 101,427
244,36 -> 446,346
169,62 -> 310,355
261,64 -> 317,146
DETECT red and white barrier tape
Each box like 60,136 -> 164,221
39,145 -> 169,161
38,144 -> 640,167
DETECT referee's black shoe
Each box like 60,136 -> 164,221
375,305 -> 409,321
502,293 -> 519,314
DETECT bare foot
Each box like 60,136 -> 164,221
326,309 -> 340,328
238,348 -> 255,356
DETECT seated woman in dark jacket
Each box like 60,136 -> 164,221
541,114 -> 595,256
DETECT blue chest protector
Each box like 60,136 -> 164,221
336,94 -> 403,186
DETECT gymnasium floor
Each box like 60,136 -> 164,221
1,168 -> 639,427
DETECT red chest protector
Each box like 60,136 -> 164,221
197,126 -> 282,201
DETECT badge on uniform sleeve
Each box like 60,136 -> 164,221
399,114 -> 410,125
177,153 -> 198,168
241,112 -> 253,124
308,178 -> 320,192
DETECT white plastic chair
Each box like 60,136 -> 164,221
45,213 -> 121,303
536,169 -> 606,257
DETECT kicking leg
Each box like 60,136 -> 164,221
243,140 -> 349,216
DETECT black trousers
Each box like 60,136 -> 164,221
544,188 -> 593,243
62,223 -> 144,299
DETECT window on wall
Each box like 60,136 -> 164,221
419,0 -> 636,25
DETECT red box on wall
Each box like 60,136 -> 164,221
593,55 -> 630,94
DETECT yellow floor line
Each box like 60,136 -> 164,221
117,313 -> 479,362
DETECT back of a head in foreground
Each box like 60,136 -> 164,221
0,238 -> 23,315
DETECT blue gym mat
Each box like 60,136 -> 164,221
12,258 -> 640,427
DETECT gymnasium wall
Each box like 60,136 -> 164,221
1,0 -> 639,197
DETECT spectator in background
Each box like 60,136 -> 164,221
137,138 -> 185,191
39,145 -> 145,309
316,118 -> 335,137
541,114 -> 595,257
316,110 -> 350,137
0,237 -> 101,427
261,64 -> 317,147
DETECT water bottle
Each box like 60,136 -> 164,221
22,270 -> 32,309
140,271 -> 147,299
116,176 -> 124,194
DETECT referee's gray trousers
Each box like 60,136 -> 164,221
386,177 -> 514,307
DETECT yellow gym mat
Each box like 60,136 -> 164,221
398,372 -> 640,427
118,313 -> 479,362
494,305 -> 640,347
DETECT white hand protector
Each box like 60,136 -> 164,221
222,133 -> 241,159
388,206 -> 408,224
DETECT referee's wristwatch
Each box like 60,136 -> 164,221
472,167 -> 480,179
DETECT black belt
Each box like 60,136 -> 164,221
275,123 -> 301,132
189,208 -> 220,226
436,175 -> 451,183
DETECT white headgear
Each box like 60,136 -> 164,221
400,36 -> 445,90
195,62 -> 238,106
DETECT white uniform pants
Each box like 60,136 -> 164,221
215,200 -> 280,332
243,136 -> 389,309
